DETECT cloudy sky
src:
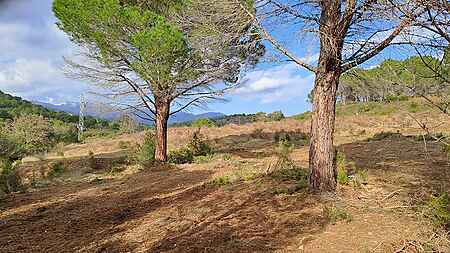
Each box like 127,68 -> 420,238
0,0 -> 322,115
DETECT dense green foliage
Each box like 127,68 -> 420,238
338,56 -> 449,103
190,118 -> 216,128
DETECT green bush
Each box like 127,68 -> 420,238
0,160 -> 24,194
48,162 -> 65,178
132,131 -> 156,165
370,131 -> 403,141
188,129 -> 212,156
168,148 -> 194,164
191,118 -> 216,128
210,175 -> 231,186
52,120 -> 78,144
5,115 -> 55,155
0,133 -> 24,161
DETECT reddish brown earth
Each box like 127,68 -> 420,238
1,133 -> 450,252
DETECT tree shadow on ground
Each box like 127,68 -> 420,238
0,164 -> 327,253
146,185 -> 326,253
0,167 -> 214,253
339,133 -> 450,196
211,130 -> 309,159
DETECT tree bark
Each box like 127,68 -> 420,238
155,97 -> 170,162
308,0 -> 343,192
309,70 -> 340,192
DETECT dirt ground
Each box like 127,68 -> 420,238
1,117 -> 450,252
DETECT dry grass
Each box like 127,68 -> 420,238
3,98 -> 450,252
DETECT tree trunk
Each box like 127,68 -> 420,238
155,98 -> 170,162
309,69 -> 340,192
308,0 -> 343,192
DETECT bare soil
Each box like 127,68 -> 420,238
1,117 -> 450,252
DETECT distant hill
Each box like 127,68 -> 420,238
0,91 -> 109,128
35,100 -> 225,125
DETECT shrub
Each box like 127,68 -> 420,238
5,115 -> 55,155
425,193 -> 450,228
274,131 -> 291,144
0,133 -> 24,161
48,162 -> 65,178
370,131 -> 403,141
188,129 -> 212,156
210,175 -> 231,186
323,204 -> 353,224
131,131 -> 156,165
191,118 -> 216,128
52,120 -> 78,144
336,151 -> 349,185
168,148 -> 194,164
267,111 -> 285,121
0,159 -> 24,194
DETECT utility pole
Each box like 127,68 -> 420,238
77,94 -> 86,142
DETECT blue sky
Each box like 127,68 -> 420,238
0,0 -> 410,116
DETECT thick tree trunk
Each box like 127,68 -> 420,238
155,98 -> 170,162
309,70 -> 340,192
308,0 -> 343,192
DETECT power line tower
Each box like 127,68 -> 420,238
77,95 -> 86,142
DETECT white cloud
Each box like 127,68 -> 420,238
233,64 -> 315,103
0,0 -> 88,104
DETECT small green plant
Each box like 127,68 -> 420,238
336,151 -> 349,185
194,154 -> 214,164
48,162 -> 65,178
210,175 -> 231,186
323,204 -> 353,224
351,168 -> 368,188
55,142 -> 65,157
424,193 -> 450,228
168,148 -> 194,164
222,153 -> 232,161
131,131 -> 156,165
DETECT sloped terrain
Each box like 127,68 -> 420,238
1,99 -> 450,252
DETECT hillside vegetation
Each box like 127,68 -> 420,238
0,90 -> 109,128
